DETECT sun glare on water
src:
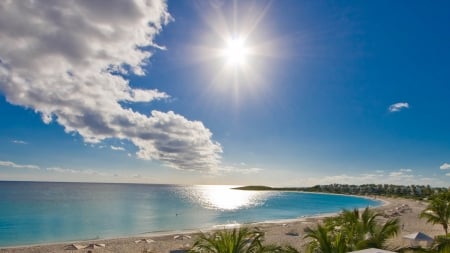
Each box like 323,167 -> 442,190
188,185 -> 270,210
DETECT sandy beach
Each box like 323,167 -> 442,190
0,196 -> 443,253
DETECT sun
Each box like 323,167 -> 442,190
223,37 -> 248,66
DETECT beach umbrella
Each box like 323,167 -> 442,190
64,243 -> 86,251
174,234 -> 191,240
134,238 -> 155,243
134,238 -> 155,252
85,243 -> 106,249
347,248 -> 397,253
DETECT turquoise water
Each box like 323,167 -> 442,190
0,182 -> 381,247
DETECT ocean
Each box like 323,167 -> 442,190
0,181 -> 381,247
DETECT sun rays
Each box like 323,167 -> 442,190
223,37 -> 249,66
186,1 -> 278,109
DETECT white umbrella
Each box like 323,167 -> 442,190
174,234 -> 191,240
134,238 -> 155,243
64,244 -> 86,250
134,238 -> 155,253
85,243 -> 106,249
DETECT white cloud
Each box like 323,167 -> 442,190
46,167 -> 79,174
219,166 -> 263,174
389,171 -> 413,178
446,173 -> 450,177
12,140 -> 28,144
0,160 -> 40,170
0,0 -> 222,172
46,167 -> 106,176
388,102 -> 409,112
389,168 -> 414,179
111,145 -> 125,151
440,163 -> 450,170
241,167 -> 263,174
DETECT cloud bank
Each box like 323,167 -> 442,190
0,160 -> 40,170
388,102 -> 409,112
0,0 -> 222,172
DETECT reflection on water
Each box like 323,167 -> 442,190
0,182 -> 381,247
183,185 -> 275,210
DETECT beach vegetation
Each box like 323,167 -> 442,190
233,186 -> 274,191
305,207 -> 399,252
433,234 -> 450,253
189,227 -> 262,253
189,227 -> 296,253
420,191 -> 450,235
305,224 -> 348,253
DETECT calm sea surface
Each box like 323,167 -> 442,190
0,181 -> 381,247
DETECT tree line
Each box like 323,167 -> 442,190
235,184 -> 449,200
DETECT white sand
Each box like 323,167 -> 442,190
0,196 -> 444,253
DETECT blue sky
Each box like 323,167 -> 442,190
0,0 -> 449,186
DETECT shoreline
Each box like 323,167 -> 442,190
1,193 -> 382,249
1,196 -> 441,253
1,191 -> 381,249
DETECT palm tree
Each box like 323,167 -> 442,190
189,227 -> 287,253
420,192 -> 450,235
432,234 -> 450,253
305,224 -> 332,253
324,207 -> 399,250
304,224 -> 348,253
357,218 -> 400,249
309,207 -> 399,252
